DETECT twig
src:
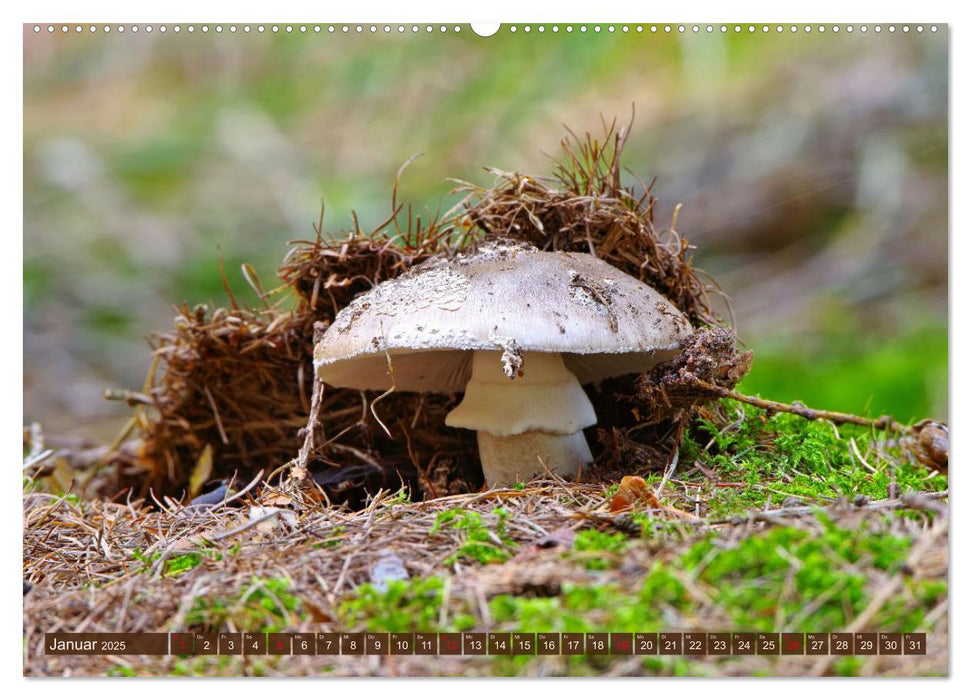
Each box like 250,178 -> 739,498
694,379 -> 905,432
367,350 -> 397,439
23,449 -> 55,472
210,469 -> 264,510
103,389 -> 154,405
295,322 -> 329,481
204,386 -> 230,445
655,415 -> 687,499
208,510 -> 282,542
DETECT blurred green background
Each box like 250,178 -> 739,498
23,25 -> 948,440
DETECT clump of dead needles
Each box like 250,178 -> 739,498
106,117 -> 745,502
455,116 -> 720,329
133,203 -> 481,500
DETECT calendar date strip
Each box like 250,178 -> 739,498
44,632 -> 926,656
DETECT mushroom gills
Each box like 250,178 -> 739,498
445,350 -> 597,485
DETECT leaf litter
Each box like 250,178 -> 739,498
23,116 -> 948,676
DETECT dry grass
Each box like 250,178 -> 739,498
22,477 -> 947,677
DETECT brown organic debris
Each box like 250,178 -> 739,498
640,331 -> 917,436
907,420 -> 949,474
609,475 -> 661,512
129,203 -> 479,500
23,479 -> 947,677
86,117 -> 738,503
635,327 -> 754,424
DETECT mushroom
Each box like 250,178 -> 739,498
313,241 -> 692,486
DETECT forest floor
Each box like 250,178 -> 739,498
23,403 -> 948,677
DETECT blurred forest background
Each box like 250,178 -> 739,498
23,25 -> 948,442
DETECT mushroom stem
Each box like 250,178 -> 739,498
476,429 -> 593,485
445,350 -> 597,485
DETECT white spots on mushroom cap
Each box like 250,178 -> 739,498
335,264 -> 468,334
315,241 -> 693,392
568,279 -> 606,314
369,326 -> 482,353
567,269 -> 619,332
457,239 -> 535,263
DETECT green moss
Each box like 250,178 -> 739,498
313,525 -> 345,549
488,565 -> 691,635
131,546 -> 222,577
164,552 -> 203,576
339,577 -> 445,632
680,515 -> 920,632
430,507 -> 517,564
832,656 -> 864,676
490,516 -> 924,637
184,576 -> 302,632
684,402 -> 947,517
573,529 -> 630,570
328,504 -> 943,675
106,666 -> 138,677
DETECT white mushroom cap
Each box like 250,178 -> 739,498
314,241 -> 692,392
